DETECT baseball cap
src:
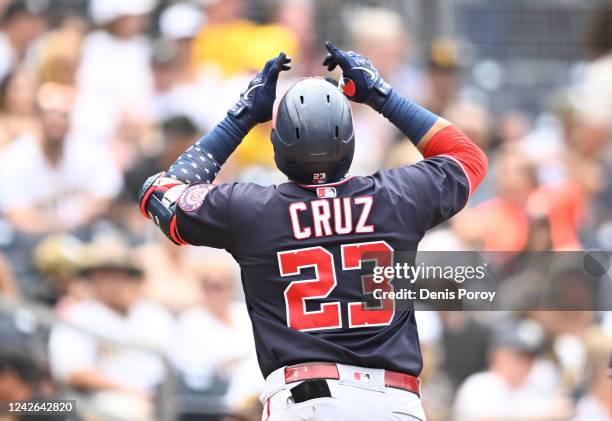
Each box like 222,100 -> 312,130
159,2 -> 204,40
33,234 -> 84,277
491,319 -> 546,355
428,38 -> 463,71
78,234 -> 143,278
90,0 -> 156,25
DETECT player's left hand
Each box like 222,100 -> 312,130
322,41 -> 391,110
229,52 -> 292,124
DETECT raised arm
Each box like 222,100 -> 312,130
138,53 -> 291,244
323,42 -> 487,196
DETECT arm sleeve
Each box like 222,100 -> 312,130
421,125 -> 488,198
377,90 -> 438,145
377,125 -> 487,232
166,115 -> 254,185
140,113 -> 254,246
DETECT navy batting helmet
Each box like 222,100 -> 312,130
271,77 -> 354,185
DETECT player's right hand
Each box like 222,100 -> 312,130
322,41 -> 391,110
228,52 -> 292,124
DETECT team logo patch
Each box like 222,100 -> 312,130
178,184 -> 214,212
316,187 -> 337,198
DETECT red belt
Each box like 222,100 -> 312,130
284,362 -> 420,396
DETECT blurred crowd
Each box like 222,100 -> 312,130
0,0 -> 610,420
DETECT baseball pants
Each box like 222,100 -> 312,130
260,363 -> 426,421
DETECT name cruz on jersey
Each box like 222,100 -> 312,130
289,195 -> 374,239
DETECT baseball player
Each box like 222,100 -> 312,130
139,42 -> 487,420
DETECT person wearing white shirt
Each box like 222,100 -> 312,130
573,329 -> 612,421
0,1 -> 46,81
453,319 -> 572,421
574,5 -> 612,164
171,255 -> 263,414
0,83 -> 122,233
70,0 -> 156,145
48,235 -> 174,421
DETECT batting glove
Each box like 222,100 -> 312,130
322,41 -> 392,111
228,52 -> 292,124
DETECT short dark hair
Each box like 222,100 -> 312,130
1,0 -> 47,25
585,4 -> 612,58
0,351 -> 46,383
162,115 -> 199,139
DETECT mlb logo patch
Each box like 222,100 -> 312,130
353,371 -> 371,382
316,187 -> 337,198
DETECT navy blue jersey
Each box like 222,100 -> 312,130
175,157 -> 469,378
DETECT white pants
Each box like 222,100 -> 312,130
260,364 -> 426,421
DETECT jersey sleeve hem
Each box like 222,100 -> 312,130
422,125 -> 488,198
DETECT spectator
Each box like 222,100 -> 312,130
0,0 -> 46,81
32,233 -> 86,310
444,101 -> 494,204
471,148 -> 539,251
469,145 -> 583,251
0,67 -> 38,149
0,352 -> 41,401
171,254 -> 261,415
158,1 -> 203,84
576,4 -> 612,159
0,350 -> 70,421
190,1 -> 300,173
347,7 -> 420,97
519,92 -> 604,249
415,310 -> 454,421
439,312 -> 490,388
192,0 -> 297,77
0,83 -> 122,233
574,328 -> 612,420
276,0 -> 317,75
153,3 -> 224,132
136,239 -> 204,314
123,115 -> 200,201
37,25 -> 84,86
453,319 -> 571,420
71,0 -> 155,145
48,233 -> 174,421
419,39 -> 465,117
444,101 -> 493,152
345,7 -> 419,175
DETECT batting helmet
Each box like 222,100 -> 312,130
271,77 -> 354,185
